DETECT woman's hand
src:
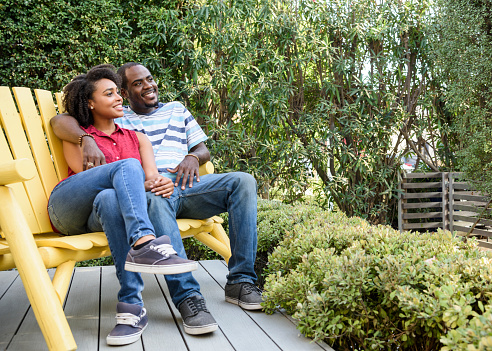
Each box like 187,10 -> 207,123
145,174 -> 174,198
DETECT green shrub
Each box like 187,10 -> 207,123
76,256 -> 113,267
441,302 -> 492,350
262,210 -> 492,351
182,199 -> 324,287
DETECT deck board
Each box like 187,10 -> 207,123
140,273 -> 188,351
0,261 -> 333,350
7,271 -> 55,351
64,267 -> 100,351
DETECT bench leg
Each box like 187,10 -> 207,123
53,260 -> 76,304
0,186 -> 76,351
194,230 -> 232,264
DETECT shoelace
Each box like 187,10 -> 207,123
243,283 -> 262,295
186,297 -> 209,315
150,243 -> 177,258
115,308 -> 146,327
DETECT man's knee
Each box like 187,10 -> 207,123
232,172 -> 257,192
146,191 -> 175,213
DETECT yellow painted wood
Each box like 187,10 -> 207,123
0,158 -> 36,186
36,89 -> 68,181
0,252 -> 14,269
55,92 -> 65,113
0,186 -> 77,351
211,223 -> 232,252
0,87 -> 52,233
0,92 -> 40,234
38,246 -> 112,269
178,218 -> 213,231
13,87 -> 59,198
194,232 -> 232,262
52,260 -> 76,304
199,161 -> 214,176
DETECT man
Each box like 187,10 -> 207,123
51,63 -> 262,345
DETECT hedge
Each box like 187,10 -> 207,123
262,209 -> 492,351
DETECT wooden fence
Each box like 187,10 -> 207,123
398,172 -> 492,249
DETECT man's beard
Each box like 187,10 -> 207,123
145,101 -> 159,108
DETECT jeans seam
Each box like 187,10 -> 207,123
180,186 -> 232,198
47,204 -> 68,234
120,161 -> 152,246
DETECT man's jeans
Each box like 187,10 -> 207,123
48,159 -> 155,306
147,172 -> 258,308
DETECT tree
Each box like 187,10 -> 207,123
434,0 -> 492,195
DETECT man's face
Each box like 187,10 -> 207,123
121,65 -> 159,114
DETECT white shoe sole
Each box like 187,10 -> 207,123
106,324 -> 147,346
125,261 -> 198,274
225,296 -> 263,310
183,322 -> 218,335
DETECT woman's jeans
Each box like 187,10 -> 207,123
48,159 -> 154,306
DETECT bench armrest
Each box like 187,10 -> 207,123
199,161 -> 214,176
0,159 -> 36,186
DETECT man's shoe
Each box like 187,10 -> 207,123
107,302 -> 148,346
125,235 -> 198,274
178,295 -> 218,335
225,282 -> 263,310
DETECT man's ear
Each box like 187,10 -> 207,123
120,88 -> 129,99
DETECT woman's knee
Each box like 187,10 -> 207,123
93,189 -> 118,213
118,158 -> 145,178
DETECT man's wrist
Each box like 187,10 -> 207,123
185,153 -> 200,163
78,133 -> 95,146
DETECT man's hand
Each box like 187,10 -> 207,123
167,154 -> 200,190
81,136 -> 106,170
146,175 -> 174,198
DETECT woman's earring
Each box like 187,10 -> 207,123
90,106 -> 94,110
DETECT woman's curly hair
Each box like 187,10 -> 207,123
62,64 -> 121,127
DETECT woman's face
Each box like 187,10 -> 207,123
88,78 -> 124,120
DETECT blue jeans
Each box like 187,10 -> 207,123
147,172 -> 258,308
49,164 -> 258,308
48,159 -> 153,306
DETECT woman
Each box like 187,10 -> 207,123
48,65 -> 196,346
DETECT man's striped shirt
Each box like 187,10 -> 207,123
114,102 -> 208,180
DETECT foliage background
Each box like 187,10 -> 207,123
433,0 -> 492,195
1,0 -> 460,226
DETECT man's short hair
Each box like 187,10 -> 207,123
117,62 -> 142,90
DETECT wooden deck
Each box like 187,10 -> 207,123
0,260 -> 333,351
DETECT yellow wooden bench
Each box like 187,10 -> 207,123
0,86 -> 231,351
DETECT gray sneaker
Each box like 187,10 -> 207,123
225,282 -> 263,310
107,302 -> 148,346
178,295 -> 218,335
125,235 -> 198,274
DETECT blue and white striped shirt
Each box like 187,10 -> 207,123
114,102 -> 208,180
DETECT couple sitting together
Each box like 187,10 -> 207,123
49,63 -> 262,346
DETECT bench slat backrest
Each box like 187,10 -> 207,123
36,89 -> 68,180
0,90 -> 40,234
14,88 -> 60,198
0,87 -> 60,234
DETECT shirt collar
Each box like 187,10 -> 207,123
83,123 -> 124,136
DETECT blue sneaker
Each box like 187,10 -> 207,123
125,235 -> 197,274
106,302 -> 148,346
